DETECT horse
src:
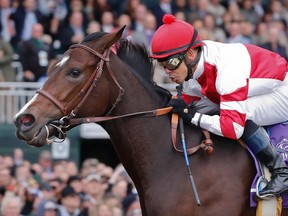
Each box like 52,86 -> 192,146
13,27 -> 287,216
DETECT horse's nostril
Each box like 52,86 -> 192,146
17,114 -> 35,128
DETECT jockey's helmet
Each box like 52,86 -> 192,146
151,14 -> 203,59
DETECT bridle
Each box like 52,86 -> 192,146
37,43 -> 124,120
35,43 -> 171,142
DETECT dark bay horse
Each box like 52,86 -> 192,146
13,27 -> 287,216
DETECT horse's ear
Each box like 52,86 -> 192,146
98,26 -> 126,51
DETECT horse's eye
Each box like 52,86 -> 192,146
69,68 -> 81,78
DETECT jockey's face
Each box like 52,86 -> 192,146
163,60 -> 188,84
160,48 -> 198,84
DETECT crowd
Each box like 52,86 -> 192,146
0,0 -> 287,83
0,148 -> 142,216
0,0 -> 288,215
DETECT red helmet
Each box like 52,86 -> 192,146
151,14 -> 203,59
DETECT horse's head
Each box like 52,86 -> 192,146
14,27 -> 126,147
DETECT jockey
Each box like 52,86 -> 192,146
151,14 -> 288,198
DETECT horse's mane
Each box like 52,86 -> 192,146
116,39 -> 154,83
115,39 -> 172,102
82,33 -> 172,103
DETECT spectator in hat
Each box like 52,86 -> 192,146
44,200 -> 58,216
82,174 -> 105,209
58,186 -> 81,216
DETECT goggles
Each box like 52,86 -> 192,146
158,53 -> 186,70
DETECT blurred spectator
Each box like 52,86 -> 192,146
35,182 -> 55,216
3,155 -> 13,169
110,179 -> 128,203
14,164 -> 32,187
203,13 -> 226,42
187,0 -> 210,24
92,201 -> 114,216
58,186 -> 81,216
191,18 -> 204,30
206,0 -> 226,26
174,11 -> 186,21
173,0 -> 189,17
187,0 -> 197,15
0,0 -> 15,43
239,19 -> 258,45
113,14 -> 133,38
18,23 -> 56,82
102,192 -> 122,210
269,0 -> 288,24
254,21 -> 268,45
0,168 -> 12,188
86,20 -> 101,35
112,206 -> 122,216
225,21 -> 251,44
130,12 -> 157,49
65,0 -> 89,31
66,161 -> 79,177
100,11 -> 115,33
113,13 -> 133,38
130,3 -> 148,32
197,27 -> 214,40
20,178 -> 39,215
10,0 -> 48,51
58,10 -> 86,52
151,0 -> 176,28
67,175 -> 83,199
49,177 -> 65,201
253,0 -> 265,18
43,200 -> 58,216
37,0 -> 67,20
91,0 -> 111,23
260,25 -> 287,60
82,174 -> 105,206
0,193 -> 23,216
240,0 -> 261,26
12,148 -> 24,168
38,150 -> 53,178
83,0 -> 94,21
122,193 -> 142,216
221,2 -> 244,32
0,36 -> 15,81
37,0 -> 67,38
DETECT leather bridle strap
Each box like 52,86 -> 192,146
68,107 -> 173,125
37,89 -> 66,115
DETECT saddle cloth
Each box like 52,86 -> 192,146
249,122 -> 288,208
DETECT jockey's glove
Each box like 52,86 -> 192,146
168,98 -> 196,124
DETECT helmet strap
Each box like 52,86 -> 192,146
184,47 -> 202,81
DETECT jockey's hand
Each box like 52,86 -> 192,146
168,98 -> 196,123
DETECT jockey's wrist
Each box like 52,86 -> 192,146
191,112 -> 202,126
